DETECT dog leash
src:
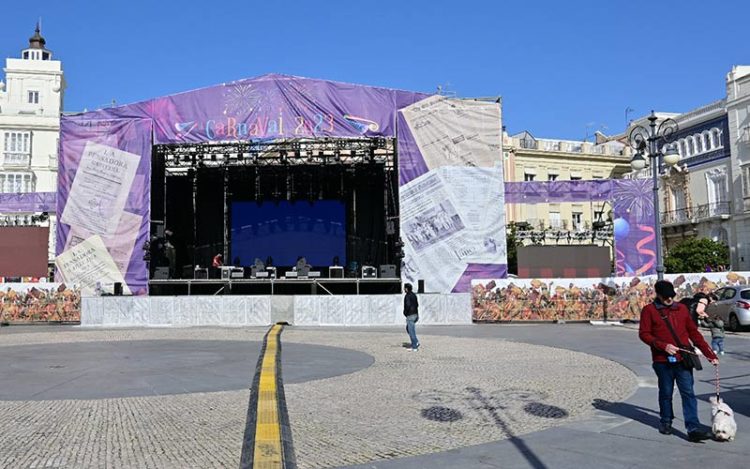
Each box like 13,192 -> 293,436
715,363 -> 721,399
676,347 -> 721,398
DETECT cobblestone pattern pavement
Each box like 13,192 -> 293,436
0,328 -> 266,469
0,327 -> 637,469
282,329 -> 638,469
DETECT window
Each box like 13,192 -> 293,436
722,288 -> 737,301
711,128 -> 722,148
592,174 -> 603,179
0,172 -> 34,193
524,172 -> 536,181
570,176 -> 582,181
703,132 -> 713,151
23,51 -> 29,59
572,212 -> 583,230
695,134 -> 703,153
743,165 -> 750,197
548,173 -> 558,181
2,131 -> 32,166
687,137 -> 695,155
549,211 -> 562,228
28,91 -> 39,104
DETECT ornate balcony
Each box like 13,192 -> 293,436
661,201 -> 731,225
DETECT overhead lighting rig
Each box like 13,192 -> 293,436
156,137 -> 395,170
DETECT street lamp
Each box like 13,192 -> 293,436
628,110 -> 680,280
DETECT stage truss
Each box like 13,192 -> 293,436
154,137 -> 396,173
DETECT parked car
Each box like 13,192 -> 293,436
706,286 -> 750,332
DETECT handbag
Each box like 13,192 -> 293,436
659,311 -> 703,371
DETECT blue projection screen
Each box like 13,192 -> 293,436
231,201 -> 346,266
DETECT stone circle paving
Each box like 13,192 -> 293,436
0,327 -> 637,468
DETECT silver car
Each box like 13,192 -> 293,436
706,286 -> 750,332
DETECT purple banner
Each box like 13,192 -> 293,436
0,192 -> 56,213
612,178 -> 656,276
504,180 -> 613,204
57,118 -> 153,295
503,179 -> 656,277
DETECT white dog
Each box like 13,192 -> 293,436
710,396 -> 737,442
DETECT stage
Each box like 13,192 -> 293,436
81,292 -> 471,327
148,278 -> 402,295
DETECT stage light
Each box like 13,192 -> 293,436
211,154 -> 217,162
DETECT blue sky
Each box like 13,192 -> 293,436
2,0 -> 748,140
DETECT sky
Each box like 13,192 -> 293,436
1,0 -> 748,141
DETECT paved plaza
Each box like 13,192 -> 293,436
0,324 -> 748,468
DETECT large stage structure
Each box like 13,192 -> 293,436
52,74 -> 509,325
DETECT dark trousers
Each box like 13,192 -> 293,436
652,362 -> 700,433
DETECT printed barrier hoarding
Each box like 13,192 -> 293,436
0,283 -> 81,323
58,74 -> 508,293
472,271 -> 749,322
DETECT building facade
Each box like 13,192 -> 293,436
0,26 -> 64,261
503,130 -> 630,232
727,66 -> 750,270
621,66 -> 750,270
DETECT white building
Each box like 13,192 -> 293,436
727,66 -> 750,269
620,65 -> 750,270
0,25 -> 64,261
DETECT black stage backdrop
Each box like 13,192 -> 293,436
162,165 -> 392,277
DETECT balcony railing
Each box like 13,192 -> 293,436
661,201 -> 731,225
2,152 -> 31,168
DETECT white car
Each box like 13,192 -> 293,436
706,287 -> 750,332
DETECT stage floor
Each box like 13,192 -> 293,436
148,278 -> 402,296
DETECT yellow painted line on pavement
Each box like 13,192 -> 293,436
253,324 -> 283,469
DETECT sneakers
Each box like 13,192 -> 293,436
720,351 -> 725,356
658,423 -> 672,435
688,430 -> 712,443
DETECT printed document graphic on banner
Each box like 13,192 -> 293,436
55,235 -> 131,296
60,142 -> 140,237
400,171 -> 471,292
64,211 -> 142,276
401,95 -> 502,170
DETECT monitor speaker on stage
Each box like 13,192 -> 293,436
417,279 -> 424,293
153,267 -> 169,280
362,266 -> 377,278
379,264 -> 397,278
194,267 -> 208,279
329,266 -> 344,278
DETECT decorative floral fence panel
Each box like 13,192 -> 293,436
472,272 -> 749,322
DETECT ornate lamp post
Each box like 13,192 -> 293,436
628,111 -> 680,280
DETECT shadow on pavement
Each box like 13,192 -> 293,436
592,398 -> 689,440
697,390 -> 750,418
467,386 -> 548,469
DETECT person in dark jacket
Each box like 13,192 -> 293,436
639,280 -> 719,442
403,283 -> 420,351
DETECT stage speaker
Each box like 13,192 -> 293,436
379,264 -> 397,278
114,282 -> 123,296
362,266 -> 377,278
329,266 -> 344,278
153,267 -> 170,280
194,268 -> 208,279
417,280 -> 424,293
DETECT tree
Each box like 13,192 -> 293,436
506,222 -> 521,275
664,237 -> 729,273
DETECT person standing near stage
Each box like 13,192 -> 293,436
403,283 -> 420,351
211,253 -> 223,279
638,280 -> 718,442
